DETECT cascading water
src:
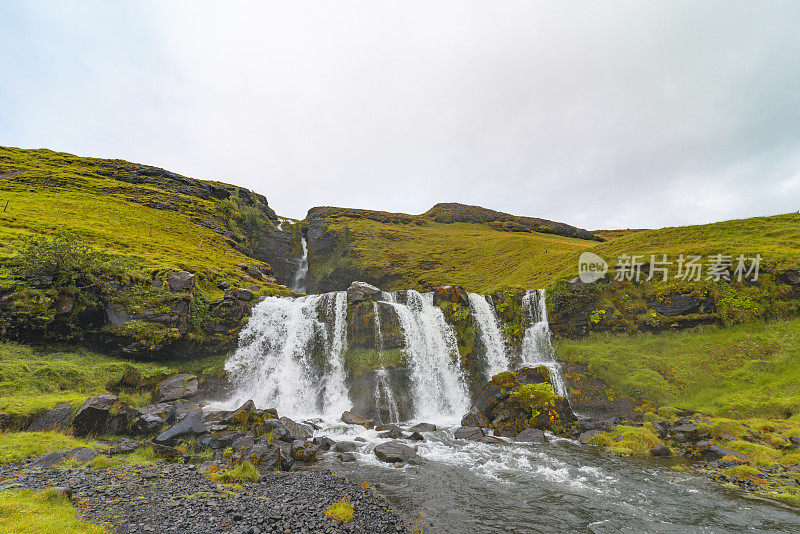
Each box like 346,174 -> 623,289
521,289 -> 568,397
290,236 -> 309,293
386,290 -> 469,423
222,294 -> 335,418
467,292 -> 510,377
321,291 -> 350,417
374,368 -> 401,423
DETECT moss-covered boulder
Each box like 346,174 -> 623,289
464,367 -> 576,438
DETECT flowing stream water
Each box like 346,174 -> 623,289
290,236 -> 309,293
216,289 -> 800,532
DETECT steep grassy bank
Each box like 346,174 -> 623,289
557,318 -> 800,505
0,147 -> 296,359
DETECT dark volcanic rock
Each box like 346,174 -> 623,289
346,281 -> 383,303
515,428 -> 547,444
374,440 -> 418,463
154,412 -> 206,445
73,394 -> 134,436
432,285 -> 470,308
154,374 -> 199,403
28,403 -> 73,432
697,443 -> 752,462
341,410 -> 373,428
650,445 -> 672,457
454,426 -> 485,441
279,417 -> 312,441
166,271 -> 196,292
409,422 -> 437,433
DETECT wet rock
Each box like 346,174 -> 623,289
154,412 -> 206,445
155,374 -> 199,403
515,428 -> 547,444
409,422 -> 437,433
237,443 -> 283,471
697,443 -> 752,462
168,400 -> 203,425
312,436 -> 335,451
340,452 -> 357,462
28,403 -> 73,432
346,281 -> 382,303
341,410 -> 374,428
460,408 -> 491,428
374,441 -> 418,464
279,417 -> 312,441
147,442 -> 189,461
408,432 -> 425,441
650,445 -> 672,457
480,436 -> 508,445
378,428 -> 405,439
579,430 -> 600,444
333,441 -> 359,453
454,426 -> 485,441
167,271 -> 196,292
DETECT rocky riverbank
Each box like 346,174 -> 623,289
0,462 -> 406,534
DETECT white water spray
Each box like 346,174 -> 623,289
322,291 -> 350,417
468,292 -> 510,377
290,236 -> 309,293
521,289 -> 568,397
387,290 -> 469,423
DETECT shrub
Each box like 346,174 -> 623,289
14,235 -> 99,288
325,498 -> 355,523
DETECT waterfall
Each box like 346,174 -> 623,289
322,291 -> 350,417
290,236 -> 309,293
468,292 -> 510,377
521,289 -> 568,397
374,368 -> 400,423
222,294 -> 333,417
387,290 -> 469,422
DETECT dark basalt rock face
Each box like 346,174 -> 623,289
73,394 -> 137,437
348,367 -> 413,424
27,402 -> 73,432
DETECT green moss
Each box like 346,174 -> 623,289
587,424 -> 664,456
510,382 -> 557,414
344,348 -> 406,377
207,460 -> 260,483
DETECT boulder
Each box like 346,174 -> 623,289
73,394 -> 131,436
480,436 -> 508,445
374,441 -> 418,464
651,420 -> 670,438
290,440 -> 320,462
432,285 -> 470,308
650,445 -> 672,457
245,264 -> 263,280
333,441 -> 359,453
237,443 -> 283,471
30,451 -> 66,469
234,288 -> 254,301
136,403 -> 172,420
168,400 -> 203,425
200,430 -> 247,450
697,443 -> 752,462
154,412 -> 206,444
409,423 -> 437,433
155,374 -> 199,403
460,409 -> 490,429
109,438 -> 142,455
133,413 -> 165,435
340,452 -> 357,462
515,428 -> 547,444
454,426 -> 485,441
28,403 -> 73,432
64,447 -> 99,463
378,428 -> 405,439
279,417 -> 313,441
232,434 -> 256,450
408,432 -> 425,441
312,436 -> 335,451
346,281 -> 382,304
167,271 -> 196,292
198,461 -> 219,474
147,442 -> 189,461
341,410 -> 374,428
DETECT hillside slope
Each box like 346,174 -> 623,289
0,147 -> 297,359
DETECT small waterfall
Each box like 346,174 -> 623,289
374,368 -> 401,423
290,236 -> 309,293
468,292 -> 510,377
521,289 -> 568,397
223,294 -> 332,417
322,291 -> 350,417
387,290 -> 469,422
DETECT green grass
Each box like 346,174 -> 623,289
0,488 -> 108,533
0,147 -> 286,298
207,460 -> 260,483
0,342 -> 226,423
325,498 -> 355,523
0,432 -> 100,463
556,317 -> 800,419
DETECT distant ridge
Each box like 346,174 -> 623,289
306,202 -> 602,242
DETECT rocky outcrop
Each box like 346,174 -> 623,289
461,367 -> 577,438
373,440 -> 418,464
73,394 -> 136,436
347,281 -> 382,303
432,285 -> 470,308
27,403 -> 73,432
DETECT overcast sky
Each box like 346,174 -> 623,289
2,1 -> 799,229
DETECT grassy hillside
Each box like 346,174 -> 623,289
0,147 -> 295,359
